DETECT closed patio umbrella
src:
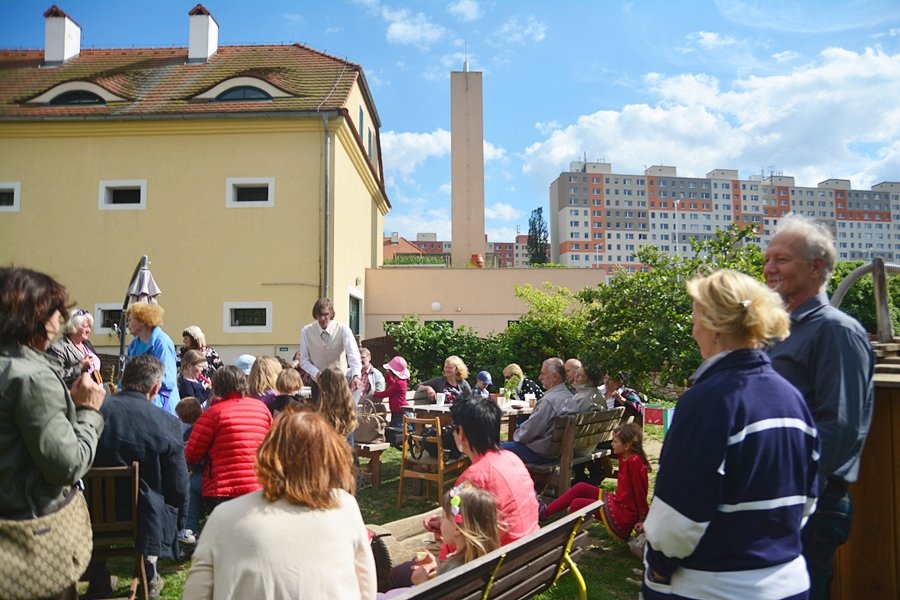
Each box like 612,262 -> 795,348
114,256 -> 162,380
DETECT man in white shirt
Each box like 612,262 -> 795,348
299,298 -> 362,400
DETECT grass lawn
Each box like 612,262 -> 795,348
93,424 -> 666,600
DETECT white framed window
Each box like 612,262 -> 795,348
98,179 -> 146,210
94,302 -> 125,335
226,177 -> 275,208
0,181 -> 21,212
223,301 -> 272,333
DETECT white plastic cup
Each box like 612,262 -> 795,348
435,393 -> 446,406
524,393 -> 537,408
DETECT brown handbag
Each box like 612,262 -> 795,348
0,487 -> 93,600
356,398 -> 387,444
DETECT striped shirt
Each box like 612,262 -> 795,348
643,349 -> 818,600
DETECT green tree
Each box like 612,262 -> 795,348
526,207 -> 549,265
384,317 -> 482,384
578,225 -> 763,389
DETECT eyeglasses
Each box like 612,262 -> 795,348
74,309 -> 90,316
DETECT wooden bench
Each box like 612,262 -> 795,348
526,407 -> 629,496
386,499 -> 603,600
356,442 -> 391,491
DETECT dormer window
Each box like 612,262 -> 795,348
194,76 -> 291,102
49,90 -> 104,105
215,86 -> 271,102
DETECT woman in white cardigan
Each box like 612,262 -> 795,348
183,408 -> 377,600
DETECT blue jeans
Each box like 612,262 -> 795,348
500,441 -> 555,465
186,467 -> 203,533
802,478 -> 852,600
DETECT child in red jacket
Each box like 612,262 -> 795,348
374,356 -> 411,429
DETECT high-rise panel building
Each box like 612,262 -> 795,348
550,161 -> 900,272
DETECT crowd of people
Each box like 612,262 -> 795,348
0,214 -> 876,600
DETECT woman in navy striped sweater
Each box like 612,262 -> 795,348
643,269 -> 819,600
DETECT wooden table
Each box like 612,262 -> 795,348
412,403 -> 533,440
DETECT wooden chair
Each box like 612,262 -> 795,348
82,462 -> 148,600
398,415 -> 469,507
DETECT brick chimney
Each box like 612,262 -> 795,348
188,4 -> 218,63
43,5 -> 81,65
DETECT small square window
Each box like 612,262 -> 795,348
223,302 -> 272,333
0,182 -> 22,212
94,303 -> 125,336
226,177 -> 275,208
99,180 -> 146,210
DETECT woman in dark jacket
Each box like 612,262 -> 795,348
416,355 -> 472,403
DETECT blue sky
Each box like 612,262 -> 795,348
4,1 -> 900,243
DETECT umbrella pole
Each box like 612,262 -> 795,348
115,255 -> 149,382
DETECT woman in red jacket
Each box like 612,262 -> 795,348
186,365 -> 273,514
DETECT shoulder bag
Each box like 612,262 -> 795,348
356,398 -> 387,444
0,486 -> 93,600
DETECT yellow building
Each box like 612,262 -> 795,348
0,6 -> 389,361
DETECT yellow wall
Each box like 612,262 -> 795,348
365,266 -> 608,337
0,114 -> 385,349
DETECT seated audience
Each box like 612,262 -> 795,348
317,367 -> 358,444
357,347 -> 386,395
247,355 -> 280,409
417,355 -> 472,403
185,366 -> 272,512
178,349 -> 210,408
603,371 -> 645,423
182,409 -> 376,599
176,396 -> 204,540
269,367 -> 309,415
642,269 -> 818,599
389,394 -> 539,588
85,355 -> 190,599
500,358 -> 579,465
572,364 -> 604,412
373,356 -> 411,428
542,422 -> 650,543
379,484 -> 500,598
565,358 -> 582,387
502,363 -> 543,403
474,370 -> 492,398
177,325 -> 222,380
48,307 -> 102,386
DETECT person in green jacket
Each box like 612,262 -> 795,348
0,267 -> 106,600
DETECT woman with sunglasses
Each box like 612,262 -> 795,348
49,308 -> 102,386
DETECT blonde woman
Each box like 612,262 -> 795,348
643,269 -> 819,599
247,355 -> 281,409
501,363 -> 543,403
126,303 -> 179,415
417,355 -> 472,403
183,409 -> 375,599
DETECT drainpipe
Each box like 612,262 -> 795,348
322,114 -> 331,299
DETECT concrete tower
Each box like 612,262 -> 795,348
450,69 -> 486,267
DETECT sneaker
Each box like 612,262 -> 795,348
149,576 -> 164,600
178,528 -> 197,544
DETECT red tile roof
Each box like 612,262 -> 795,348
0,44 -> 364,119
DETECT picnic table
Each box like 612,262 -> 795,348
413,402 -> 533,440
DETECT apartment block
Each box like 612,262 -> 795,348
550,161 -> 900,271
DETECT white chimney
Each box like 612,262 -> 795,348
43,5 -> 81,65
188,4 -> 218,63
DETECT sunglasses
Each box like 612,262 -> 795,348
74,309 -> 90,317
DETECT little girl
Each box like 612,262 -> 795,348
542,422 -> 650,542
378,484 -> 500,598
373,356 -> 411,429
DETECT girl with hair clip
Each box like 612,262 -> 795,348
316,367 -> 358,442
378,483 -> 501,598
542,422 -> 650,542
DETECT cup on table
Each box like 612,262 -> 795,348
525,393 -> 537,408
435,392 -> 446,406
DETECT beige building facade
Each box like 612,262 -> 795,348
0,6 -> 388,362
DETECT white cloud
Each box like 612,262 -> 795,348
439,182 -> 452,194
485,202 -> 522,220
448,0 -> 481,22
523,47 -> 900,195
487,225 -> 521,242
381,129 -> 451,177
284,14 -> 304,23
385,208 -> 452,240
494,16 -> 547,45
382,7 -> 446,46
693,31 -> 737,50
534,120 -> 561,135
772,50 -> 799,63
484,140 -> 507,162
